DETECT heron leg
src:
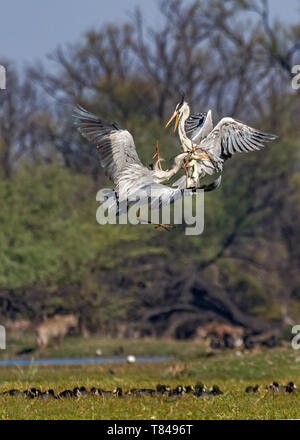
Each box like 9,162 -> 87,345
138,217 -> 176,231
153,140 -> 163,171
154,223 -> 176,231
136,208 -> 175,231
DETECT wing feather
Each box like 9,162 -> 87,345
204,117 -> 277,158
185,112 -> 207,139
192,110 -> 214,143
73,106 -> 143,183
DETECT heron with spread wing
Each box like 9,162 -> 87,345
166,97 -> 278,189
73,106 -> 214,229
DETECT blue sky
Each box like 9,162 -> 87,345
0,0 -> 299,68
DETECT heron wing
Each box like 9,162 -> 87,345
145,184 -> 189,209
172,175 -> 187,190
115,170 -> 191,218
73,106 -> 143,183
202,117 -> 278,158
191,110 -> 214,143
185,112 -> 207,139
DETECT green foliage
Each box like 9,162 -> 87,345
0,162 -> 156,289
1,130 -> 299,324
0,164 -> 94,288
216,258 -> 269,315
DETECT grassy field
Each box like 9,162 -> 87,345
0,334 -> 210,360
1,337 -> 300,420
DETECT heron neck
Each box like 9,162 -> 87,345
178,108 -> 193,151
154,160 -> 183,183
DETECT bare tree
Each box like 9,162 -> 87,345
0,63 -> 54,178
31,0 -> 300,135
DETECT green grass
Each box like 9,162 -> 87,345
0,334 -> 210,360
1,342 -> 300,420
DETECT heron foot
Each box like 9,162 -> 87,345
154,223 -> 176,232
188,147 -> 211,160
195,153 -> 211,159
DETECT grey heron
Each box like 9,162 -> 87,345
73,106 -> 213,229
166,98 -> 278,188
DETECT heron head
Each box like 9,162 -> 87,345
165,95 -> 189,132
153,157 -> 166,174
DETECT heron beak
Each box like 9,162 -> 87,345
165,111 -> 179,132
174,112 -> 180,133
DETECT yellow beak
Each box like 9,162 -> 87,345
165,111 -> 180,133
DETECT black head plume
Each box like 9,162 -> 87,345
177,93 -> 185,109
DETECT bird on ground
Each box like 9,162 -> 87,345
195,384 -> 224,397
210,385 -> 224,396
185,385 -> 195,394
98,389 -> 115,396
40,389 -> 56,399
77,386 -> 89,396
58,389 -> 74,399
114,387 -> 123,397
169,385 -> 186,396
268,381 -> 297,393
90,387 -> 99,396
3,389 -> 24,397
156,384 -> 171,394
24,388 -> 42,399
73,106 -> 216,230
137,389 -> 156,396
286,382 -> 297,393
245,386 -> 254,393
166,97 -> 278,189
194,382 -> 208,397
246,384 -> 260,393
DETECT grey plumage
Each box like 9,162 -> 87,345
191,110 -> 214,143
167,101 -> 278,188
73,106 -> 197,220
199,116 -> 278,158
185,112 -> 207,138
73,106 -> 143,184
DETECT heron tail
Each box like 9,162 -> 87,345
200,175 -> 222,192
173,175 -> 222,192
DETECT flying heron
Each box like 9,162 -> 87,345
166,97 -> 278,188
73,106 -> 212,229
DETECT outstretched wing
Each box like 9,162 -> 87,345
202,117 -> 278,158
73,106 -> 143,183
